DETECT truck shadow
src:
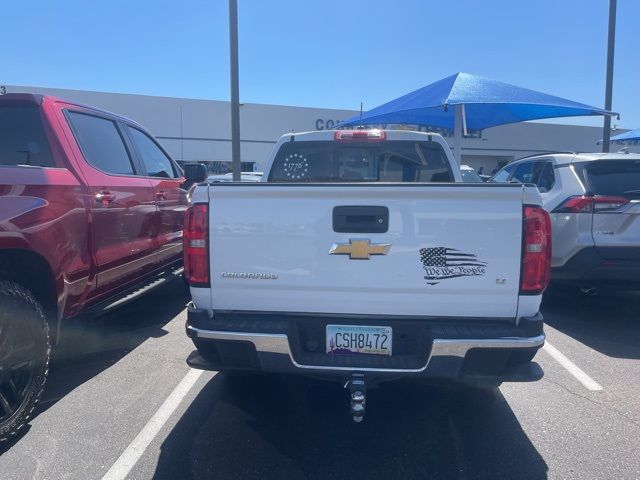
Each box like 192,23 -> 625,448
34,278 -> 189,418
542,288 -> 640,359
154,373 -> 548,480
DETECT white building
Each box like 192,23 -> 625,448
3,84 -> 634,173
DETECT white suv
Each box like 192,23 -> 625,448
492,152 -> 640,290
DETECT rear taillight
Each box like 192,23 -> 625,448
552,195 -> 629,213
520,206 -> 552,295
184,203 -> 209,286
334,129 -> 387,142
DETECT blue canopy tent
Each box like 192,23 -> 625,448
340,72 -> 618,160
611,128 -> 640,143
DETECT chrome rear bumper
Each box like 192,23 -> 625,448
186,324 -> 545,375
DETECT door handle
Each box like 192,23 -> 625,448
95,190 -> 116,206
156,190 -> 168,201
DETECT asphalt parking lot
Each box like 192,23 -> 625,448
1,281 -> 639,480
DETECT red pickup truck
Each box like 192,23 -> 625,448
0,93 -> 194,441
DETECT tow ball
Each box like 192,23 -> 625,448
345,372 -> 367,423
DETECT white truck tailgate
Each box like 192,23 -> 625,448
208,184 -> 524,318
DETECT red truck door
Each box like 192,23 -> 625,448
64,109 -> 159,297
124,125 -> 187,267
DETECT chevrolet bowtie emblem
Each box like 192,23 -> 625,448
329,239 -> 392,260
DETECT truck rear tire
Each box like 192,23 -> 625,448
0,281 -> 50,443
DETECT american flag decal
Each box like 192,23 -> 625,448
419,247 -> 487,284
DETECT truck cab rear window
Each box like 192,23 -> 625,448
577,160 -> 640,198
268,141 -> 454,182
0,105 -> 55,167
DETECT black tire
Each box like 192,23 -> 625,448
0,281 -> 50,443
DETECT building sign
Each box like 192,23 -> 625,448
315,117 -> 482,139
315,118 -> 341,130
413,124 -> 483,139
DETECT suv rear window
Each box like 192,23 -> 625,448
577,160 -> 640,199
268,141 -> 453,182
0,105 -> 55,167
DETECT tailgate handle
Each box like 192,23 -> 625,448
333,206 -> 389,233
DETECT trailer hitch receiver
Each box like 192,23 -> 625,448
346,372 -> 367,422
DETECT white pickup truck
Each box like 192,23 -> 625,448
183,129 -> 550,421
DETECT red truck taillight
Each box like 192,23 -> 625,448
184,203 -> 209,286
520,206 -> 552,295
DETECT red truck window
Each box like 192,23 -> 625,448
0,105 -> 55,167
67,111 -> 135,175
126,126 -> 178,178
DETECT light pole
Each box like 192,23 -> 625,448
229,0 -> 241,180
602,0 -> 617,153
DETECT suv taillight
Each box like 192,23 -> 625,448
184,203 -> 209,286
334,129 -> 387,142
520,205 -> 552,295
552,195 -> 629,213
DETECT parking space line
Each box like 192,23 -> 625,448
542,341 -> 603,391
101,368 -> 206,480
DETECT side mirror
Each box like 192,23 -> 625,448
182,163 -> 207,189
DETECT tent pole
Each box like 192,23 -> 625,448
462,104 -> 468,136
453,104 -> 463,164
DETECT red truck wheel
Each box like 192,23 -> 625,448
0,281 -> 50,443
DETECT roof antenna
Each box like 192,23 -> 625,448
358,101 -> 364,129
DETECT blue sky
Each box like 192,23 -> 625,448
2,0 -> 639,128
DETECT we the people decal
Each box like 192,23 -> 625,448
419,247 -> 487,285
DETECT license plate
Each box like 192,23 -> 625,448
326,325 -> 392,356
